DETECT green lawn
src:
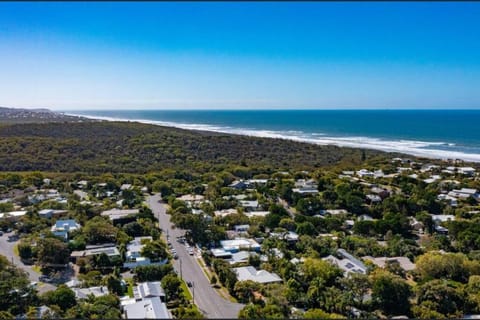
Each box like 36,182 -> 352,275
125,278 -> 135,298
13,244 -> 19,257
180,280 -> 192,301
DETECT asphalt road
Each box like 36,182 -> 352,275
0,232 -> 56,294
147,194 -> 245,319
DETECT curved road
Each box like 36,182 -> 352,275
0,232 -> 56,294
147,194 -> 244,319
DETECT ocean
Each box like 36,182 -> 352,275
66,109 -> 480,162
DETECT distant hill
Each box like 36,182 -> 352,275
0,121 -> 395,174
0,106 -> 90,123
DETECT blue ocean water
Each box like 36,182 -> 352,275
67,109 -> 480,162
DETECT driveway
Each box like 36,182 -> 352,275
147,194 -> 244,318
0,231 -> 56,294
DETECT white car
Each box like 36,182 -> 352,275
188,249 -> 194,255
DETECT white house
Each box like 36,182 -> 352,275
73,286 -> 109,299
123,297 -> 171,319
101,208 -> 140,222
133,282 -> 166,302
448,188 -> 479,200
356,169 -> 374,178
220,238 -> 261,253
233,266 -> 282,284
458,167 -> 476,176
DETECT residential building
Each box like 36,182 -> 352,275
220,238 -> 261,253
133,282 -> 166,302
448,188 -> 479,200
123,297 -> 171,319
363,256 -> 416,272
323,249 -> 367,275
51,219 -> 81,240
101,208 -> 140,223
73,286 -> 109,299
233,266 -> 282,284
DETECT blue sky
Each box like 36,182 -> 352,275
1,1 -> 480,110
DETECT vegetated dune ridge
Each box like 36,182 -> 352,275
0,121 -> 399,174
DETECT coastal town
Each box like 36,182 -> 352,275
1,156 -> 480,319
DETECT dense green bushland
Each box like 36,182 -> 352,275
0,121 -> 392,173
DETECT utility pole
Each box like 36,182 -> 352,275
179,258 -> 182,279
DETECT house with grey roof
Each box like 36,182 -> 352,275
73,286 -> 109,299
123,297 -> 171,319
323,249 -> 367,275
233,266 -> 282,284
133,282 -> 166,302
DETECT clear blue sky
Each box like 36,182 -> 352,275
1,1 -> 480,110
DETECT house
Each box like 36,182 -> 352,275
409,217 -> 424,232
435,225 -> 449,235
437,194 -> 458,207
38,209 -> 67,219
51,219 -> 81,240
356,169 -> 374,178
73,286 -> 109,299
124,237 -> 168,269
319,209 -> 349,216
358,214 -> 374,222
270,231 -> 300,242
133,282 -> 166,302
458,167 -> 476,176
431,214 -> 455,224
370,187 -> 390,199
73,190 -> 88,200
373,170 -> 385,178
229,180 -> 248,190
176,194 -> 205,207
366,194 -> 382,204
431,214 -> 455,235
211,248 -> 233,259
101,208 -> 140,223
0,210 -> 27,220
448,188 -> 479,200
121,184 -> 132,191
229,251 -> 258,265
214,208 -> 238,218
292,179 -> 318,195
421,164 -> 440,172
244,211 -> 270,218
424,175 -> 441,184
245,179 -> 268,185
233,266 -> 282,284
220,238 -> 261,253
363,256 -> 416,272
239,200 -> 259,211
123,297 -> 171,319
234,224 -> 250,233
322,249 -> 367,275
70,245 -> 120,263
77,180 -> 88,188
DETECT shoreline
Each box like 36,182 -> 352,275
65,112 -> 480,163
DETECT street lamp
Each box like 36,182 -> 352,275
192,281 -> 195,305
